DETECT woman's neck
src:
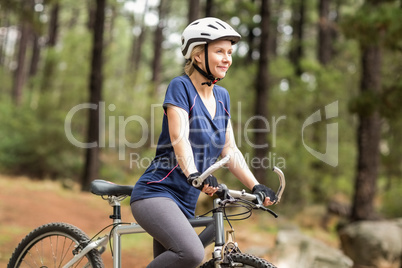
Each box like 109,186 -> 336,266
189,72 -> 214,99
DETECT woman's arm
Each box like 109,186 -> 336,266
221,120 -> 274,206
166,105 -> 219,196
166,105 -> 198,177
221,120 -> 259,189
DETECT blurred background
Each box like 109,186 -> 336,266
0,0 -> 401,267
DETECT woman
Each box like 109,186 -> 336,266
130,17 -> 277,268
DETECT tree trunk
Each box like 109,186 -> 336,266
188,0 -> 200,23
151,0 -> 169,85
269,0 -> 281,57
48,3 -> 60,46
132,26 -> 146,73
129,0 -> 148,75
253,0 -> 271,184
81,0 -> 106,191
289,0 -> 305,76
205,0 -> 213,17
318,0 -> 333,65
28,32 -> 40,77
39,1 -> 60,94
351,44 -> 382,221
86,0 -> 96,30
12,22 -> 30,105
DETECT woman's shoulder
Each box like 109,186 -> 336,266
214,84 -> 230,99
169,75 -> 191,86
166,75 -> 193,96
164,75 -> 193,111
166,75 -> 193,94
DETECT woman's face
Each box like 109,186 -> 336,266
197,40 -> 233,79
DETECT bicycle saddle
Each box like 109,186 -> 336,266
90,180 -> 134,196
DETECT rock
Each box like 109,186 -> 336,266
272,229 -> 353,268
339,220 -> 402,268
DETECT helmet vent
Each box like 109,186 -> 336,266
216,21 -> 226,29
181,17 -> 241,59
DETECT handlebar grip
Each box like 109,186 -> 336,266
191,178 -> 203,188
272,166 -> 285,203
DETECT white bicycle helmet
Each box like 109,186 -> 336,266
181,17 -> 241,59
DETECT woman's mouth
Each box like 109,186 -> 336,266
218,66 -> 228,72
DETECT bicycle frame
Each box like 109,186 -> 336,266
64,156 -> 285,268
63,197 -> 226,268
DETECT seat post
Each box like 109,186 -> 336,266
108,196 -> 123,224
105,195 -> 126,268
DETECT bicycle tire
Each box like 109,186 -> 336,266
7,222 -> 104,268
200,253 -> 277,268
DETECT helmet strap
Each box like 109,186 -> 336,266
192,44 -> 221,86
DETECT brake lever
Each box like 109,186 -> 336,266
252,192 -> 279,218
216,184 -> 237,204
215,184 -> 229,200
260,206 -> 279,218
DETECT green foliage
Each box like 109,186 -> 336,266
341,1 -> 402,48
380,178 -> 402,218
349,90 -> 380,116
0,101 -> 82,179
0,0 -> 401,220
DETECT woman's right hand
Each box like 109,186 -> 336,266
201,175 -> 219,196
187,173 -> 219,196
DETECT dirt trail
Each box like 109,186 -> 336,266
0,175 -> 278,267
0,175 -> 151,267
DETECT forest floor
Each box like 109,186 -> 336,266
0,174 -> 339,267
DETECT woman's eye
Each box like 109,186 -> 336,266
216,49 -> 232,56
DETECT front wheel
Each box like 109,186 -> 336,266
200,253 -> 277,268
7,222 -> 104,268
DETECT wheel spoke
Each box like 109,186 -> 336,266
16,234 -> 86,267
60,236 -> 75,266
200,253 -> 277,268
8,223 -> 103,268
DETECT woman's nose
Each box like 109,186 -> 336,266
222,53 -> 231,63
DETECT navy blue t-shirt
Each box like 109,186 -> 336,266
130,75 -> 231,218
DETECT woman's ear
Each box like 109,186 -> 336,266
194,53 -> 202,63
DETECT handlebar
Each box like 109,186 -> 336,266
192,155 -> 286,204
191,155 -> 231,188
219,185 -> 279,218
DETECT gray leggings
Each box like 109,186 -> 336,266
131,197 -> 205,268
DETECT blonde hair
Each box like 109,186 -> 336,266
184,45 -> 205,76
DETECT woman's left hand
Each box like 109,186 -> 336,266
252,184 -> 277,206
263,198 -> 275,206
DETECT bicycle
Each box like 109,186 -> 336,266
7,155 -> 285,268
